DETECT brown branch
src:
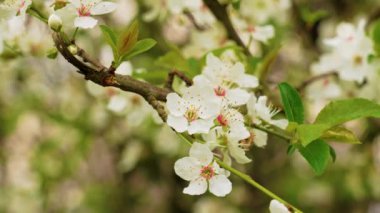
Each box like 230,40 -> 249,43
184,10 -> 209,31
296,71 -> 338,91
203,0 -> 251,56
53,32 -> 172,103
165,69 -> 193,90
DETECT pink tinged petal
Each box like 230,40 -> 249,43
166,93 -> 186,116
225,88 -> 250,106
167,115 -> 188,133
74,16 -> 98,29
227,141 -> 252,164
189,142 -> 213,165
183,177 -> 208,195
174,157 -> 202,181
269,200 -> 291,213
252,128 -> 268,148
209,175 -> 232,197
90,2 -> 117,15
188,119 -> 214,135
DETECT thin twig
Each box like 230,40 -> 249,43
296,71 -> 338,91
184,10 -> 209,31
165,69 -> 193,90
202,0 -> 251,56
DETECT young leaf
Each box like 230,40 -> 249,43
371,19 -> 380,55
298,139 -> 330,175
117,20 -> 139,56
119,38 -> 156,61
298,98 -> 380,146
278,82 -> 304,124
320,126 -> 361,144
99,25 -> 118,57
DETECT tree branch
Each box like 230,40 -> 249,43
165,69 -> 193,90
296,71 -> 338,91
203,0 -> 251,56
52,32 -> 171,103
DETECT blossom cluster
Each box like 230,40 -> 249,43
167,51 -> 288,197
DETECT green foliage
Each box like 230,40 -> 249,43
100,21 -> 157,67
298,98 -> 380,146
371,19 -> 380,55
278,82 -> 304,124
300,7 -> 328,25
298,139 -> 331,175
46,48 -> 58,59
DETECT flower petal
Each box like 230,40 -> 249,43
237,74 -> 259,88
228,141 -> 252,164
183,177 -> 208,195
166,93 -> 186,116
209,174 -> 232,197
74,16 -> 98,29
253,128 -> 268,147
188,119 -> 214,135
167,115 -> 188,133
269,200 -> 290,213
174,157 -> 202,181
225,88 -> 250,106
189,142 -> 213,165
90,2 -> 117,15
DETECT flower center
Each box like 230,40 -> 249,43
353,55 -> 363,66
214,86 -> 226,97
247,25 -> 255,33
200,165 -> 215,180
217,114 -> 228,126
184,105 -> 199,122
77,4 -> 91,16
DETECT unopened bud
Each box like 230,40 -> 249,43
68,45 -> 78,55
48,14 -> 62,32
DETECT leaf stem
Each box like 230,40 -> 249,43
27,6 -> 48,23
215,158 -> 303,213
72,27 -> 79,42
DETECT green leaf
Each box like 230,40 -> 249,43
46,48 -> 58,59
100,25 -> 117,48
119,38 -> 156,61
298,98 -> 380,146
320,126 -> 361,144
371,19 -> 380,55
298,139 -> 330,175
329,146 -> 336,163
278,82 -> 304,124
117,20 -> 139,56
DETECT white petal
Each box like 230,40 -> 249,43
228,141 -> 252,164
269,200 -> 290,213
225,88 -> 251,106
228,124 -> 250,141
107,95 -> 127,113
74,16 -> 98,29
167,115 -> 188,133
206,53 -> 222,70
70,0 -> 81,8
252,25 -> 275,43
189,142 -> 213,165
174,157 -> 202,181
183,177 -> 208,195
115,62 -> 132,75
188,119 -> 214,135
90,2 -> 117,15
237,74 -> 259,88
253,128 -> 268,147
271,119 -> 289,129
166,93 -> 186,116
209,175 -> 232,197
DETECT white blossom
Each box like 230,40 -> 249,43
0,0 -> 32,20
193,53 -> 258,106
166,84 -> 220,134
312,19 -> 375,83
269,200 -> 290,213
174,142 -> 232,197
248,95 -> 288,129
70,0 -> 117,29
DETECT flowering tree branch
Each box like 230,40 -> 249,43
296,71 -> 338,92
165,69 -> 193,90
202,0 -> 251,56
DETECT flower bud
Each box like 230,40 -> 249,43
48,14 -> 62,32
68,45 -> 78,55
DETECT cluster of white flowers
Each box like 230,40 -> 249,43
312,19 -> 375,84
168,51 -> 289,196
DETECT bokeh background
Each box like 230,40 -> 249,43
1,0 -> 380,212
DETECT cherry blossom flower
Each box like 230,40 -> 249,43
193,53 -> 258,106
174,142 -> 232,197
70,0 -> 116,29
166,84 -> 220,134
269,200 -> 290,213
247,95 -> 288,129
0,0 -> 31,20
311,19 -> 375,83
